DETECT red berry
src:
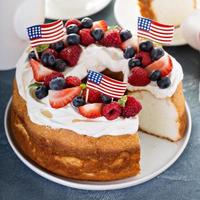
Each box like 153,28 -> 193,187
100,29 -> 122,48
44,72 -> 64,86
65,76 -> 81,87
42,48 -> 58,58
59,45 -> 82,67
92,20 -> 108,31
79,29 -> 95,46
102,102 -> 121,120
65,19 -> 81,28
128,67 -> 150,86
82,89 -> 102,103
135,51 -> 152,67
122,96 -> 142,118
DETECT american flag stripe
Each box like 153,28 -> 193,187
101,78 -> 127,89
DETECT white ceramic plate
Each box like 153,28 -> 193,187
45,0 -> 112,20
114,0 -> 200,46
4,98 -> 192,190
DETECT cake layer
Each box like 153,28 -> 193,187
11,80 -> 140,181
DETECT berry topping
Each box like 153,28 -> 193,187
128,67 -> 151,86
29,59 -> 57,82
157,77 -> 171,89
149,70 -> 161,81
145,54 -> 173,77
128,58 -> 142,70
41,52 -> 56,67
123,46 -> 136,59
65,19 -> 81,28
81,17 -> 93,28
102,102 -> 121,120
44,72 -> 64,86
42,48 -> 58,58
100,29 -> 122,48
50,41 -> 65,52
82,89 -> 102,103
72,96 -> 85,107
151,48 -> 164,61
59,45 -> 82,67
121,96 -> 142,118
120,30 -> 132,42
135,51 -> 152,67
120,38 -> 139,51
139,41 -> 153,52
92,20 -> 108,31
66,33 -> 80,45
101,94 -> 112,104
49,86 -> 81,109
35,85 -> 48,99
91,28 -> 104,41
65,76 -> 81,87
49,77 -> 66,90
78,103 -> 103,118
54,59 -> 67,72
79,29 -> 95,46
66,24 -> 79,34
28,51 -> 37,60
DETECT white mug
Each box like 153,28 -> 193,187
0,0 -> 45,70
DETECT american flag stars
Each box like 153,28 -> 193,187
138,17 -> 151,31
87,71 -> 102,84
27,25 -> 42,39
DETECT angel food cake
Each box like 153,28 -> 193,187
11,18 -> 187,181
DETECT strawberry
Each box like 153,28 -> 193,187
135,51 -> 152,67
44,72 -> 64,86
65,76 -> 81,87
79,29 -> 95,46
78,103 -> 103,118
59,45 -> 82,66
120,38 -> 139,52
100,29 -> 122,48
145,54 -> 173,77
49,86 -> 81,109
65,19 -> 81,28
82,88 -> 102,103
128,67 -> 150,86
92,20 -> 108,31
29,59 -> 57,82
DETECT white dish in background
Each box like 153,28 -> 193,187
114,0 -> 200,46
45,0 -> 112,20
4,98 -> 191,190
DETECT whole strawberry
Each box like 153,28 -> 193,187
59,45 -> 82,66
79,29 -> 95,46
128,67 -> 150,86
82,88 -> 102,103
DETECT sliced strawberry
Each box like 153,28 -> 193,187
135,51 -> 152,67
92,20 -> 108,31
49,86 -> 81,109
145,54 -> 173,77
29,59 -> 57,82
78,103 -> 103,119
120,38 -> 139,52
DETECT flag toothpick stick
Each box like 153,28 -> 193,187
33,48 -> 39,60
85,88 -> 89,103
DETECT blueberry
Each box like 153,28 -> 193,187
101,94 -> 112,104
128,58 -> 141,69
54,59 -> 67,72
48,54 -> 56,67
120,30 -> 132,41
139,41 -> 153,52
28,51 -> 37,60
81,17 -> 93,28
149,70 -> 161,81
91,28 -> 104,41
41,53 -> 50,66
151,48 -> 164,61
123,47 -> 135,59
67,33 -> 80,45
49,77 -> 66,90
157,77 -> 171,89
50,41 -> 65,52
66,24 -> 79,34
35,85 -> 48,99
72,96 -> 85,107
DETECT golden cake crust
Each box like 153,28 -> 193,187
10,80 -> 140,181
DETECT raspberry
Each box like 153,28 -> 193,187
102,102 -> 122,120
122,96 -> 142,118
79,29 -> 95,46
82,89 -> 102,103
44,72 -> 64,86
135,51 -> 152,67
65,19 -> 81,28
128,67 -> 150,86
59,45 -> 82,66
42,48 -> 58,58
65,76 -> 81,87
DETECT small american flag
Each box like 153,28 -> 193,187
27,20 -> 65,47
137,17 -> 174,44
87,70 -> 127,99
